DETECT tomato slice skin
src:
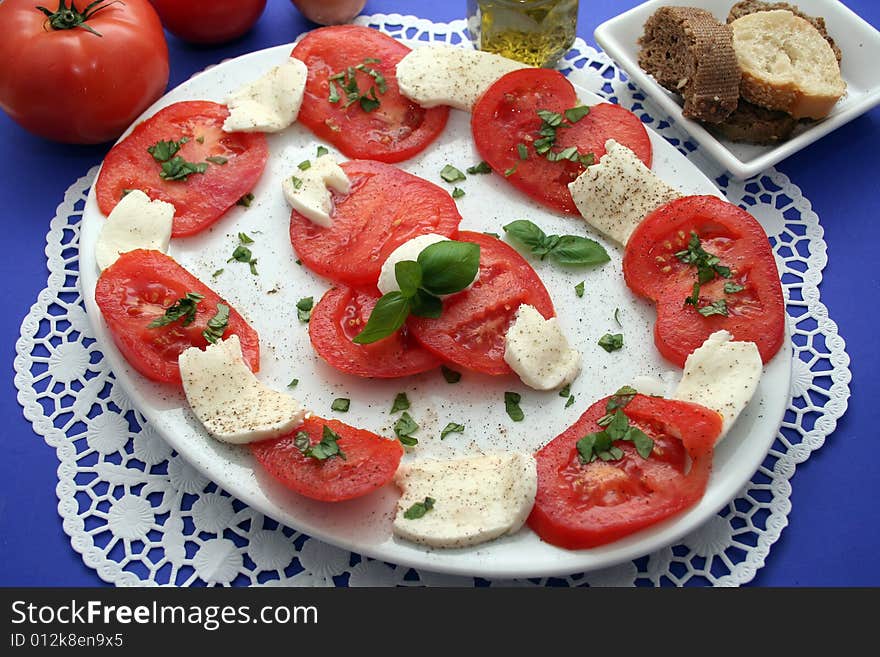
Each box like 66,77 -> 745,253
292,25 -> 449,163
95,100 -> 269,237
623,195 -> 785,366
471,68 -> 652,214
528,394 -> 721,550
290,159 -> 462,287
407,231 -> 555,376
95,249 -> 260,384
250,416 -> 404,502
309,285 -> 441,378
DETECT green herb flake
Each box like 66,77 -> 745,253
196,135 -> 205,144
394,411 -> 419,446
598,333 -> 624,353
236,193 -> 255,207
565,395 -> 575,408
390,393 -> 410,414
212,269 -> 224,278
504,391 -> 524,422
517,143 -> 529,160
564,105 -> 591,123
288,379 -> 299,388
614,308 -> 622,327
483,232 -> 500,238
503,219 -> 609,267
440,422 -> 465,440
121,188 -> 135,198
316,145 -> 329,157
403,497 -> 435,520
440,164 -> 466,183
202,303 -> 229,344
697,299 -> 729,317
289,175 -> 304,191
504,165 -> 517,177
147,292 -> 204,329
452,187 -> 465,199
296,296 -> 314,323
575,281 -> 585,298
297,425 -> 346,461
559,384 -> 571,398
205,155 -> 228,165
159,156 -> 208,182
147,137 -> 189,163
724,282 -> 745,294
298,160 -> 311,171
466,161 -> 492,175
441,365 -> 461,384
238,232 -> 254,245
331,398 -> 350,413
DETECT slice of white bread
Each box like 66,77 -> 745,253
730,9 -> 845,119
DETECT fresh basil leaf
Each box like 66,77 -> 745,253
394,260 -> 422,297
409,289 -> 443,319
564,105 -> 591,123
605,410 -> 629,441
296,296 -> 314,323
441,365 -> 461,384
202,303 -> 229,344
503,219 -> 547,250
724,282 -> 745,294
331,398 -> 350,412
390,393 -> 410,414
504,391 -> 524,422
297,160 -> 311,171
575,281 -> 585,298
159,156 -> 208,182
626,426 -> 654,459
606,386 -> 637,413
536,109 -> 563,126
290,175 -> 303,190
697,299 -> 729,317
288,379 -> 299,388
205,155 -> 228,165
452,187 -> 465,199
440,164 -> 466,183
417,241 -> 480,296
614,307 -> 621,327
293,431 -> 310,453
565,395 -> 575,408
504,165 -> 517,177
147,137 -> 189,162
328,79 -> 340,103
466,161 -> 492,175
238,232 -> 254,245
549,235 -> 610,266
517,143 -> 528,160
212,269 -> 224,278
440,422 -> 464,440
394,411 -> 419,445
598,333 -> 624,353
316,145 -> 329,157
148,292 -> 204,328
579,152 -> 595,167
352,291 -> 411,344
403,496 -> 435,519
236,193 -> 254,207
303,425 -> 346,461
559,384 -> 571,398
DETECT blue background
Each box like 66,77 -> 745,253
1,0 -> 877,586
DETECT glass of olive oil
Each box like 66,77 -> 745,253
466,0 -> 579,68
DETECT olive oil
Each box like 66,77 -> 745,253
467,0 -> 578,68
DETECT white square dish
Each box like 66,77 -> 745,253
594,0 -> 880,179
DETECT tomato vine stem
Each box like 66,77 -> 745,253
35,0 -> 124,37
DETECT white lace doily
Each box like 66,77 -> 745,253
13,14 -> 851,587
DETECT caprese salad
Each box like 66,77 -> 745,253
89,25 -> 784,553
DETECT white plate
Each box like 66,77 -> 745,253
79,42 -> 791,579
594,0 -> 880,179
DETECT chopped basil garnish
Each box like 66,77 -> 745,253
353,241 -> 480,344
724,282 -> 745,294
288,379 -> 299,388
205,155 -> 228,165
503,219 -> 609,267
598,333 -> 624,352
597,385 -> 638,426
614,307 -> 622,327
440,164 -> 466,183
517,143 -> 529,160
559,384 -> 571,398
296,296 -> 314,323
159,156 -> 208,182
331,398 -> 350,412
296,425 -> 346,461
531,107 -> 595,165
577,409 -> 653,463
148,292 -> 204,328
565,395 -> 575,408
390,393 -> 410,414
504,391 -> 524,422
227,235 -> 258,276
290,175 -> 303,190
327,59 -> 386,112
212,269 -> 224,278
148,137 -> 189,162
564,105 -> 591,123
452,187 -> 465,199
394,411 -> 419,446
575,281 -> 585,297
403,496 -> 435,520
237,193 -> 255,207
202,303 -> 229,344
238,232 -> 254,244
441,365 -> 461,384
440,422 -> 464,440
316,145 -> 329,157
466,161 -> 492,175
298,160 -> 311,171
674,231 -> 737,315
697,299 -> 729,317
504,165 -> 517,177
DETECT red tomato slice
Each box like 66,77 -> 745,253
250,416 -> 403,502
95,249 -> 260,384
407,231 -> 555,376
290,159 -> 462,287
292,25 -> 449,163
309,285 -> 441,378
623,195 -> 785,366
528,394 -> 721,550
471,68 -> 651,215
95,100 -> 269,237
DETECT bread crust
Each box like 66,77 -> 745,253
638,6 -> 741,123
705,98 -> 799,144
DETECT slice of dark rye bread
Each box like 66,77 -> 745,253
726,0 -> 842,63
637,6 -> 741,123
704,98 -> 800,144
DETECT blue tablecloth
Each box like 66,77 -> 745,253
2,0 -> 877,586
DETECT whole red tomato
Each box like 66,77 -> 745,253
0,0 -> 169,144
149,0 -> 267,44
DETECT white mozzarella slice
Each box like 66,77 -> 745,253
223,58 -> 308,133
95,190 -> 174,270
393,453 -> 537,549
630,375 -> 669,398
568,139 -> 681,247
672,330 -> 763,441
281,154 -> 351,227
179,335 -> 306,444
396,44 -> 528,112
503,304 -> 581,391
377,233 -> 483,296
